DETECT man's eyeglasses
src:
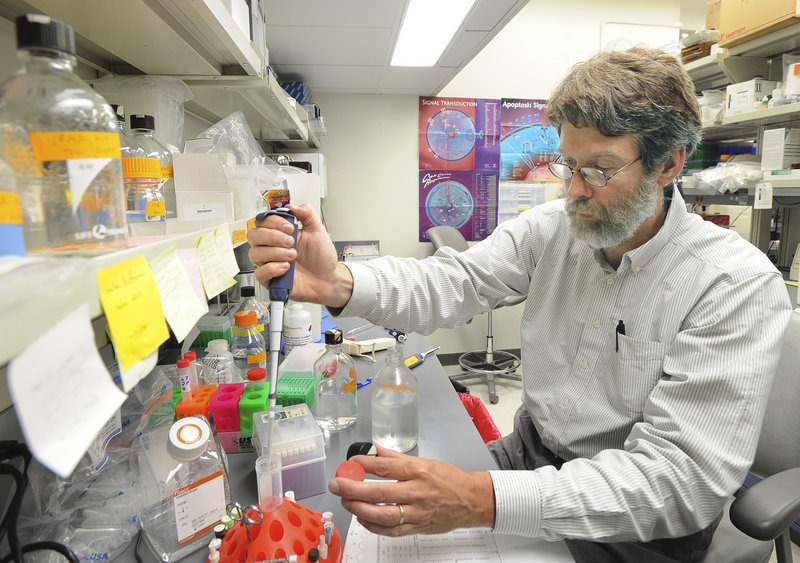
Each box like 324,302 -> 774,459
547,156 -> 641,188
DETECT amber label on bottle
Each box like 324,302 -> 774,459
0,191 -> 22,225
146,200 -> 166,217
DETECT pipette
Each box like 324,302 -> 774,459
264,207 -> 299,471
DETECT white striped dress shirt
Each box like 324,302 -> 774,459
340,187 -> 792,542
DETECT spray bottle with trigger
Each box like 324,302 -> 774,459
261,207 -> 299,462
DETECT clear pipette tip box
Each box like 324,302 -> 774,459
252,403 -> 326,499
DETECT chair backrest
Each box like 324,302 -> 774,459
751,309 -> 800,477
426,226 -> 470,253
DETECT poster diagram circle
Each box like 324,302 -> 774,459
425,180 -> 474,228
426,109 -> 476,161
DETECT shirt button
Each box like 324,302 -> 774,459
561,398 -> 569,407
634,265 -> 642,273
592,321 -> 600,329
606,278 -> 615,286
580,360 -> 588,369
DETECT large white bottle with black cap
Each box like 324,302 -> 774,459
139,416 -> 231,561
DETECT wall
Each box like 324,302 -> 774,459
315,0 -> 685,355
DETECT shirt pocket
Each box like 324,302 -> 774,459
608,334 -> 666,415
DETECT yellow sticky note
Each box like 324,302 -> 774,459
215,224 -> 240,279
96,255 -> 169,372
197,231 -> 236,299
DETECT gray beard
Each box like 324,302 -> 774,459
563,177 -> 660,250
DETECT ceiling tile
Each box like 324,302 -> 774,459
263,0 -> 403,27
438,30 -> 487,68
378,66 -> 455,94
464,0 -> 521,32
282,65 -> 383,90
266,27 -> 392,65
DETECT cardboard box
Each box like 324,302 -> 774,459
719,0 -> 800,48
707,0 -> 721,30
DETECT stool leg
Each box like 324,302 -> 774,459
486,372 -> 498,404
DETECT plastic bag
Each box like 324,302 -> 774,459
14,447 -> 146,562
683,161 -> 762,194
196,111 -> 267,166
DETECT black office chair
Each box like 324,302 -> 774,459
704,309 -> 800,563
426,226 -> 524,404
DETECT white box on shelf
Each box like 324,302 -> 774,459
222,0 -> 250,39
761,128 -> 800,170
726,78 -> 779,115
281,152 -> 327,198
173,153 -> 235,223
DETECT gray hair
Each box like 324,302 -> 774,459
546,47 -> 702,174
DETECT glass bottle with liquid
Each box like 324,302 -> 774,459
0,14 -> 127,253
283,300 -> 312,356
130,114 -> 176,220
313,329 -> 357,431
232,286 -> 269,348
0,156 -> 24,256
371,340 -> 419,453
139,416 -> 231,561
232,310 -> 266,378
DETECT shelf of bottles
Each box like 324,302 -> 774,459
5,0 -> 318,147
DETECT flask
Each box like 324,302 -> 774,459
283,301 -> 312,356
0,14 -> 127,253
313,329 -> 357,431
0,156 -> 24,256
202,339 -> 237,385
130,114 -> 176,220
232,285 -> 269,348
139,416 -> 231,561
232,310 -> 266,378
371,339 -> 419,453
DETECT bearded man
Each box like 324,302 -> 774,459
247,47 -> 791,562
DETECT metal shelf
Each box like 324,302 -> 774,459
1,0 -> 319,148
0,217 -> 251,368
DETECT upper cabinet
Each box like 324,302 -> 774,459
0,0 -> 318,147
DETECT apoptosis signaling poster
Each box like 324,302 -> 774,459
499,98 -> 559,181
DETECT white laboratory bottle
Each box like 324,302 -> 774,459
283,301 -> 312,357
232,310 -> 266,379
130,114 -> 176,220
139,416 -> 231,562
232,285 -> 269,348
371,343 -> 419,453
313,329 -> 358,431
202,339 -> 237,385
0,14 -> 128,253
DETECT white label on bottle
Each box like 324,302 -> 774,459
66,158 -> 112,212
283,325 -> 312,355
173,469 -> 226,545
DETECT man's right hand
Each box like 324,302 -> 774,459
247,203 -> 354,308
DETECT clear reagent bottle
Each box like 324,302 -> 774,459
0,14 -> 128,253
202,339 -> 237,385
371,336 -> 419,453
232,310 -> 266,379
313,329 -> 358,431
130,114 -> 176,220
283,300 -> 312,357
232,285 -> 269,348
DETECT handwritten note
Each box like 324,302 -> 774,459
97,255 -> 169,372
8,305 -> 127,478
150,248 -> 207,343
176,248 -> 209,310
197,231 -> 236,299
215,223 -> 241,280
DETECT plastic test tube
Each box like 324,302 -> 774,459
177,359 -> 193,402
184,351 -> 200,393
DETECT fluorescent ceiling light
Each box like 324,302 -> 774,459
391,0 -> 476,67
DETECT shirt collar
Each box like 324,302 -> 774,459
624,184 -> 683,274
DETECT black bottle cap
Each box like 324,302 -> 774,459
130,114 -> 155,131
308,548 -> 320,563
240,286 -> 255,298
325,328 -> 343,345
15,14 -> 75,55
